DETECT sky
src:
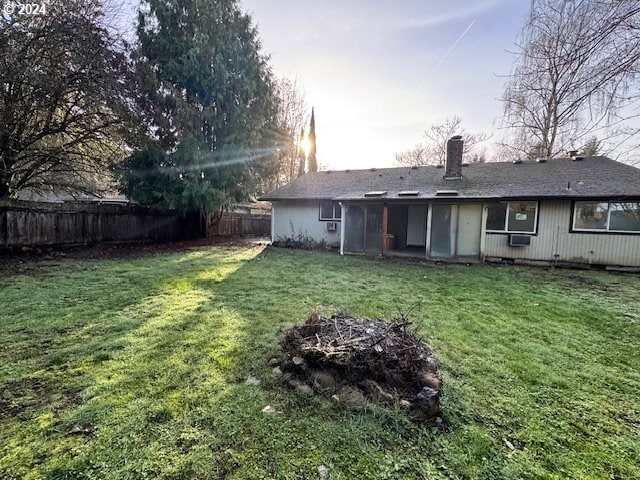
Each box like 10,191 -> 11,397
241,0 -> 531,170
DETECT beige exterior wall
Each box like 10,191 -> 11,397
272,200 -> 341,247
483,200 -> 640,267
457,204 -> 483,256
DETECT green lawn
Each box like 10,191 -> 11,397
0,246 -> 638,479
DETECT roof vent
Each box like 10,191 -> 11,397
364,191 -> 387,197
536,158 -> 547,163
512,160 -> 522,164
398,190 -> 419,196
435,190 -> 458,196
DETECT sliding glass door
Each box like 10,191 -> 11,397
429,204 -> 482,258
430,205 -> 455,258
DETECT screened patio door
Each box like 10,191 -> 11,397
430,205 -> 456,257
343,204 -> 383,254
429,204 -> 481,258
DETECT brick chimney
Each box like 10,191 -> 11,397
444,135 -> 463,180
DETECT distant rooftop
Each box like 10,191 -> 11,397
17,190 -> 129,204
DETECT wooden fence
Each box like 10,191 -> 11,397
0,200 -> 203,249
207,213 -> 271,237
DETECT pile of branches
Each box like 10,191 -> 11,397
275,312 -> 443,422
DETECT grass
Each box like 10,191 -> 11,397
0,245 -> 639,480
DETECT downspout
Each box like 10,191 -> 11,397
480,204 -> 488,262
270,203 -> 275,244
425,204 -> 433,258
382,204 -> 388,255
339,202 -> 345,255
453,205 -> 459,258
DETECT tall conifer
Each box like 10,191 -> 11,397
307,107 -> 317,173
120,0 -> 278,218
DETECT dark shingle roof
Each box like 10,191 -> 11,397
261,156 -> 640,201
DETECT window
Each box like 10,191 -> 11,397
486,203 -> 508,231
610,203 -> 640,232
486,201 -> 538,234
319,201 -> 341,221
573,201 -> 640,232
574,202 -> 608,230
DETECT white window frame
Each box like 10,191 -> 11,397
319,201 -> 342,221
572,201 -> 640,233
486,201 -> 539,234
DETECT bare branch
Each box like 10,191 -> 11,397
500,0 -> 640,161
0,0 -> 140,197
273,76 -> 309,186
396,117 -> 489,166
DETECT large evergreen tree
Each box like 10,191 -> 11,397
120,0 -> 279,218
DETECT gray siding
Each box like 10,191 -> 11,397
272,200 -> 340,247
273,199 -> 639,267
484,200 -> 640,267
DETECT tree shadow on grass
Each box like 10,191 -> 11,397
3,247 -> 448,479
0,247 -> 262,474
2,247 -> 639,479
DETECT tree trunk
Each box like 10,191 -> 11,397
0,179 -> 10,199
203,208 -> 224,237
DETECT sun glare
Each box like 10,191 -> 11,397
300,137 -> 311,155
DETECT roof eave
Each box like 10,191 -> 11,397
263,193 -> 640,202
258,196 -> 336,202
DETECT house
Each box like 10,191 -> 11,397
232,198 -> 272,216
261,137 -> 640,269
17,190 -> 129,205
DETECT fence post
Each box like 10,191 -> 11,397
0,205 -> 6,248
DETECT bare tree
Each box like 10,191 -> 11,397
501,0 -> 640,160
0,0 -> 139,198
274,76 -> 309,185
395,117 -> 489,166
394,145 -> 428,168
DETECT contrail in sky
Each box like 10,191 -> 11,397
432,19 -> 476,73
411,19 -> 476,98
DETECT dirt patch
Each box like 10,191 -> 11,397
1,236 -> 269,260
52,389 -> 83,417
0,377 -> 82,419
0,237 -> 269,276
272,312 -> 443,422
562,274 -> 604,288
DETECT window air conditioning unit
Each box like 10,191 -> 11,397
325,221 -> 338,231
509,234 -> 531,246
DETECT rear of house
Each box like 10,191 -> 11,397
262,138 -> 640,269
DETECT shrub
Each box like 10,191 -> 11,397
272,222 -> 329,251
